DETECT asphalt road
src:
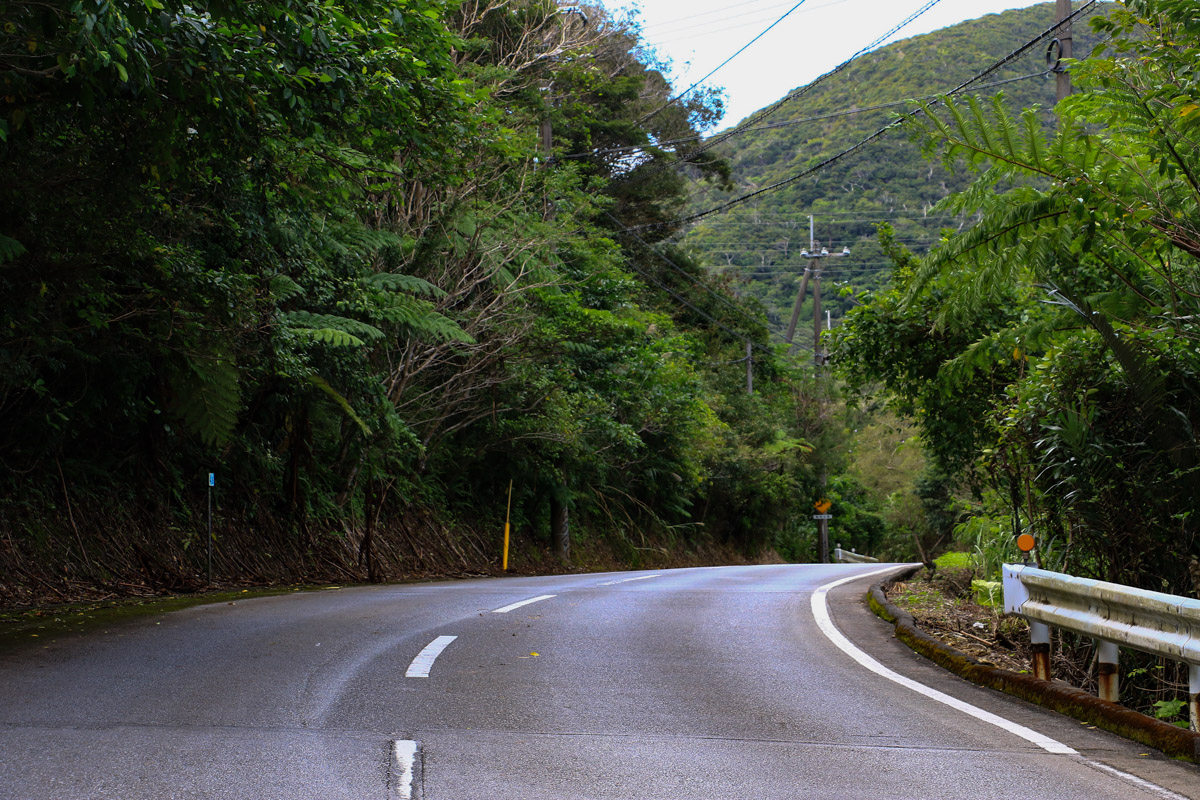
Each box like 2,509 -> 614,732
1,564 -> 1198,799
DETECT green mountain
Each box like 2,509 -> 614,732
682,2 -> 1102,336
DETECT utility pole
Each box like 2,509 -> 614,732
1053,0 -> 1073,102
799,217 -> 849,563
746,340 -> 754,395
785,267 -> 812,354
812,264 -> 823,365
799,216 -> 849,367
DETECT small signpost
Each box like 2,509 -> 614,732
207,472 -> 214,586
813,499 -> 832,562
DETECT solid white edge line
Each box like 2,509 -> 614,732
810,566 -> 1078,755
599,574 -> 663,586
491,594 -> 556,613
393,740 -> 418,799
1086,762 -> 1190,800
405,635 -> 458,678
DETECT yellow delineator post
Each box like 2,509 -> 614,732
502,479 -> 513,571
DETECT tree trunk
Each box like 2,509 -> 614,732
550,488 -> 569,564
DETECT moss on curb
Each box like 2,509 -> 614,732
0,585 -> 322,650
867,574 -> 1200,764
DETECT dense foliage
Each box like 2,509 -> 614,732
0,0 -> 838,601
832,0 -> 1200,594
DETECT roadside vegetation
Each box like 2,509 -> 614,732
845,0 -> 1200,724
833,0 -> 1200,595
0,0 -> 849,606
888,551 -> 1194,728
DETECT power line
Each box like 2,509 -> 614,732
633,0 -> 1100,233
604,212 -> 814,353
604,212 -> 777,349
636,0 -> 813,126
639,0 -> 849,37
655,0 -> 947,173
561,71 -> 1046,162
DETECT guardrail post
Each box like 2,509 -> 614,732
1031,621 -> 1052,681
1096,640 -> 1119,703
1191,663 -> 1200,733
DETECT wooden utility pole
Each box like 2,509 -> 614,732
746,340 -> 754,396
1055,0 -> 1073,102
812,267 -> 823,366
785,268 -> 812,354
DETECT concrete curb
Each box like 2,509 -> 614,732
867,569 -> 1200,763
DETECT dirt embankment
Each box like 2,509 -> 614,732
0,499 -> 772,610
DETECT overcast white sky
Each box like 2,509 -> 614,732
599,0 -> 1056,128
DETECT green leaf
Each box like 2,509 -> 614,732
306,375 -> 371,436
0,234 -> 26,264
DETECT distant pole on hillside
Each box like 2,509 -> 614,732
785,267 -> 811,353
799,218 -> 848,565
746,339 -> 754,395
799,216 -> 849,367
1054,0 -> 1073,102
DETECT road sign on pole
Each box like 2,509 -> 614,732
207,472 -> 214,586
813,513 -> 832,520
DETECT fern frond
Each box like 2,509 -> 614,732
171,353 -> 242,448
306,374 -> 371,436
0,234 -> 26,264
1021,107 -> 1048,172
403,311 -> 475,344
991,94 -> 1022,164
269,274 -> 305,302
280,311 -> 384,343
967,96 -> 1001,157
909,193 -> 1070,304
365,272 -> 446,298
562,341 -> 599,357
370,294 -> 475,344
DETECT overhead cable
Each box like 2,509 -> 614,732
636,0 -> 813,126
652,0 -> 947,173
632,0 -> 1099,232
603,212 -> 813,353
561,71 -> 1046,162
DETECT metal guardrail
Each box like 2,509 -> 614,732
833,546 -> 878,564
1003,563 -> 1200,731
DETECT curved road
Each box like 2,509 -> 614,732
1,564 -> 1197,798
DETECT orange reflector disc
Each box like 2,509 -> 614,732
1016,533 -> 1036,553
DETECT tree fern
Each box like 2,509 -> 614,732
0,234 -> 26,264
362,278 -> 473,343
280,310 -> 384,346
171,352 -> 242,448
365,272 -> 446,298
306,374 -> 372,436
269,274 -> 305,302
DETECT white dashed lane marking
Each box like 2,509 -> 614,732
405,635 -> 457,678
491,595 -> 556,613
599,574 -> 662,586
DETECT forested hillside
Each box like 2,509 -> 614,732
0,0 -> 831,605
682,3 -> 1101,330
